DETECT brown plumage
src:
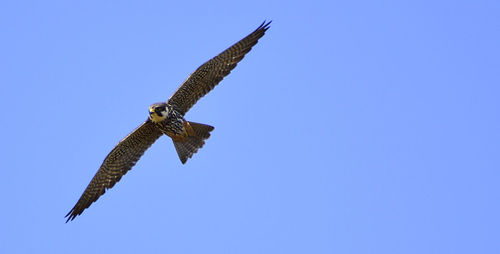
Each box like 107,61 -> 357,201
169,21 -> 271,115
65,21 -> 271,222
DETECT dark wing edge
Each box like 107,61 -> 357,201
168,20 -> 271,115
65,119 -> 163,222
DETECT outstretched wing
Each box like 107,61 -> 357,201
168,21 -> 271,115
65,119 -> 163,222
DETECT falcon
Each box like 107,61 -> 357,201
65,21 -> 271,222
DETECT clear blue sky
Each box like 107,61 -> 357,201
1,0 -> 499,253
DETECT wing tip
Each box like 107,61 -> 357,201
65,208 -> 76,223
258,20 -> 272,32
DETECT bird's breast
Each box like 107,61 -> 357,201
154,116 -> 186,140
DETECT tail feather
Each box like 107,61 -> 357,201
188,122 -> 214,139
173,122 -> 214,164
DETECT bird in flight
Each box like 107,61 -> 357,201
65,21 -> 271,222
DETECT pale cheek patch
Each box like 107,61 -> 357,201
149,113 -> 166,123
149,106 -> 167,123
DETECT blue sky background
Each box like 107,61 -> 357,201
1,0 -> 499,253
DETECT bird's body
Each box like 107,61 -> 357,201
148,102 -> 187,140
148,102 -> 215,162
65,21 -> 271,222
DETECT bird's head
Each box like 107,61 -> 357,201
149,103 -> 169,123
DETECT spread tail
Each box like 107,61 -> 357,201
173,122 -> 214,164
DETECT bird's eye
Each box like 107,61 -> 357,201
155,107 -> 166,116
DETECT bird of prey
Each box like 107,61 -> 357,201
65,21 -> 271,222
